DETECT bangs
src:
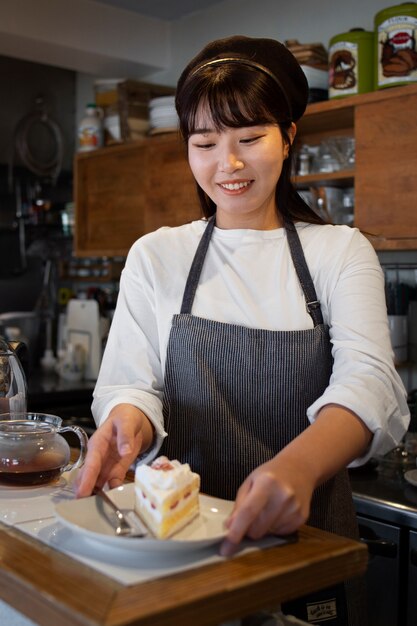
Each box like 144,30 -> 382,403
178,65 -> 288,139
190,89 -> 275,134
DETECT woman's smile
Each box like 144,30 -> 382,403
217,179 -> 254,193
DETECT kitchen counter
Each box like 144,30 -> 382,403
350,454 -> 417,529
27,369 -> 95,405
349,453 -> 417,626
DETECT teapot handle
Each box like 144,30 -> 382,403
8,341 -> 29,380
59,425 -> 89,472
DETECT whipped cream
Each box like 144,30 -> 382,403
135,456 -> 195,490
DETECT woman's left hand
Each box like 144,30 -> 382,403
219,405 -> 373,556
220,456 -> 314,556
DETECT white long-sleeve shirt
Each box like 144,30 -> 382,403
92,219 -> 410,465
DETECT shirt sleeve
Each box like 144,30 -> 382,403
307,228 -> 410,466
91,238 -> 168,464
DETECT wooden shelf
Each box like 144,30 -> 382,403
293,169 -> 354,188
298,83 -> 417,135
365,236 -> 417,252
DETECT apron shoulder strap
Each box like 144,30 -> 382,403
180,217 -> 215,314
284,220 -> 324,326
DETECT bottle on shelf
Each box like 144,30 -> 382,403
77,103 -> 103,153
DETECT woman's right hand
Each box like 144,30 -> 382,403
75,403 -> 154,498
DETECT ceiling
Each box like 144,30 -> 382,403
95,0 -> 225,21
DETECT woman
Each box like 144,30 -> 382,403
77,36 -> 409,625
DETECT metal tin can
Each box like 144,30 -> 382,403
328,29 -> 374,99
375,2 -> 417,89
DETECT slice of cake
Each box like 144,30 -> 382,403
134,456 -> 200,539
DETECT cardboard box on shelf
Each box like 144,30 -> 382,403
94,79 -> 175,144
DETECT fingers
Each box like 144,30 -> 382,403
220,485 -> 270,556
75,411 -> 142,498
219,538 -> 240,557
109,405 -> 145,459
221,469 -> 309,556
225,481 -> 269,545
114,418 -> 135,458
75,424 -> 112,497
75,446 -> 105,497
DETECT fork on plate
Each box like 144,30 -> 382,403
93,487 -> 148,537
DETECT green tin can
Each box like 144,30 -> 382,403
375,2 -> 417,89
328,28 -> 375,99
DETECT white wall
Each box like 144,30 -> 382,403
76,0 -> 399,121
0,0 -> 170,77
147,0 -> 396,85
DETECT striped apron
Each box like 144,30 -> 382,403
161,217 -> 365,626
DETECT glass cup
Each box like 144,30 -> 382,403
0,412 -> 88,485
326,136 -> 356,170
312,141 -> 340,173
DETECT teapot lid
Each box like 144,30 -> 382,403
0,420 -> 52,437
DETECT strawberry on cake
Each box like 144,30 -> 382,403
134,456 -> 200,539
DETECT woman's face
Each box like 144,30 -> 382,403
187,104 -> 295,229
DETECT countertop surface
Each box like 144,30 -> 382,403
350,451 -> 417,528
27,370 -> 95,399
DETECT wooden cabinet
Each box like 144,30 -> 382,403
74,84 -> 417,256
354,88 -> 416,246
295,83 -> 417,250
74,134 -> 201,257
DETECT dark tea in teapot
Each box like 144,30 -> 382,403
0,413 -> 88,486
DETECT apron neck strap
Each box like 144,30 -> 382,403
284,219 -> 323,326
180,216 -> 215,314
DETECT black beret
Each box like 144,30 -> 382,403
176,35 -> 309,122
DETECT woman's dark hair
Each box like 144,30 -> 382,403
175,62 -> 326,225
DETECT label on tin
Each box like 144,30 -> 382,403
329,41 -> 359,97
378,15 -> 417,86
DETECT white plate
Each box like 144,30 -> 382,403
149,96 -> 175,108
404,469 -> 417,487
55,484 -> 233,552
150,115 -> 179,127
149,126 -> 178,136
150,106 -> 177,117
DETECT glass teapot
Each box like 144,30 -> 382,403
0,412 -> 88,485
0,337 -> 27,415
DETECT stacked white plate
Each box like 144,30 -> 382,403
300,65 -> 328,90
149,96 -> 178,135
300,65 -> 329,103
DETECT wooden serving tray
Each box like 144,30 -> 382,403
0,521 -> 367,626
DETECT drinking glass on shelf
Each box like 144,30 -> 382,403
296,145 -> 312,176
326,137 -> 355,170
311,141 -> 340,173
